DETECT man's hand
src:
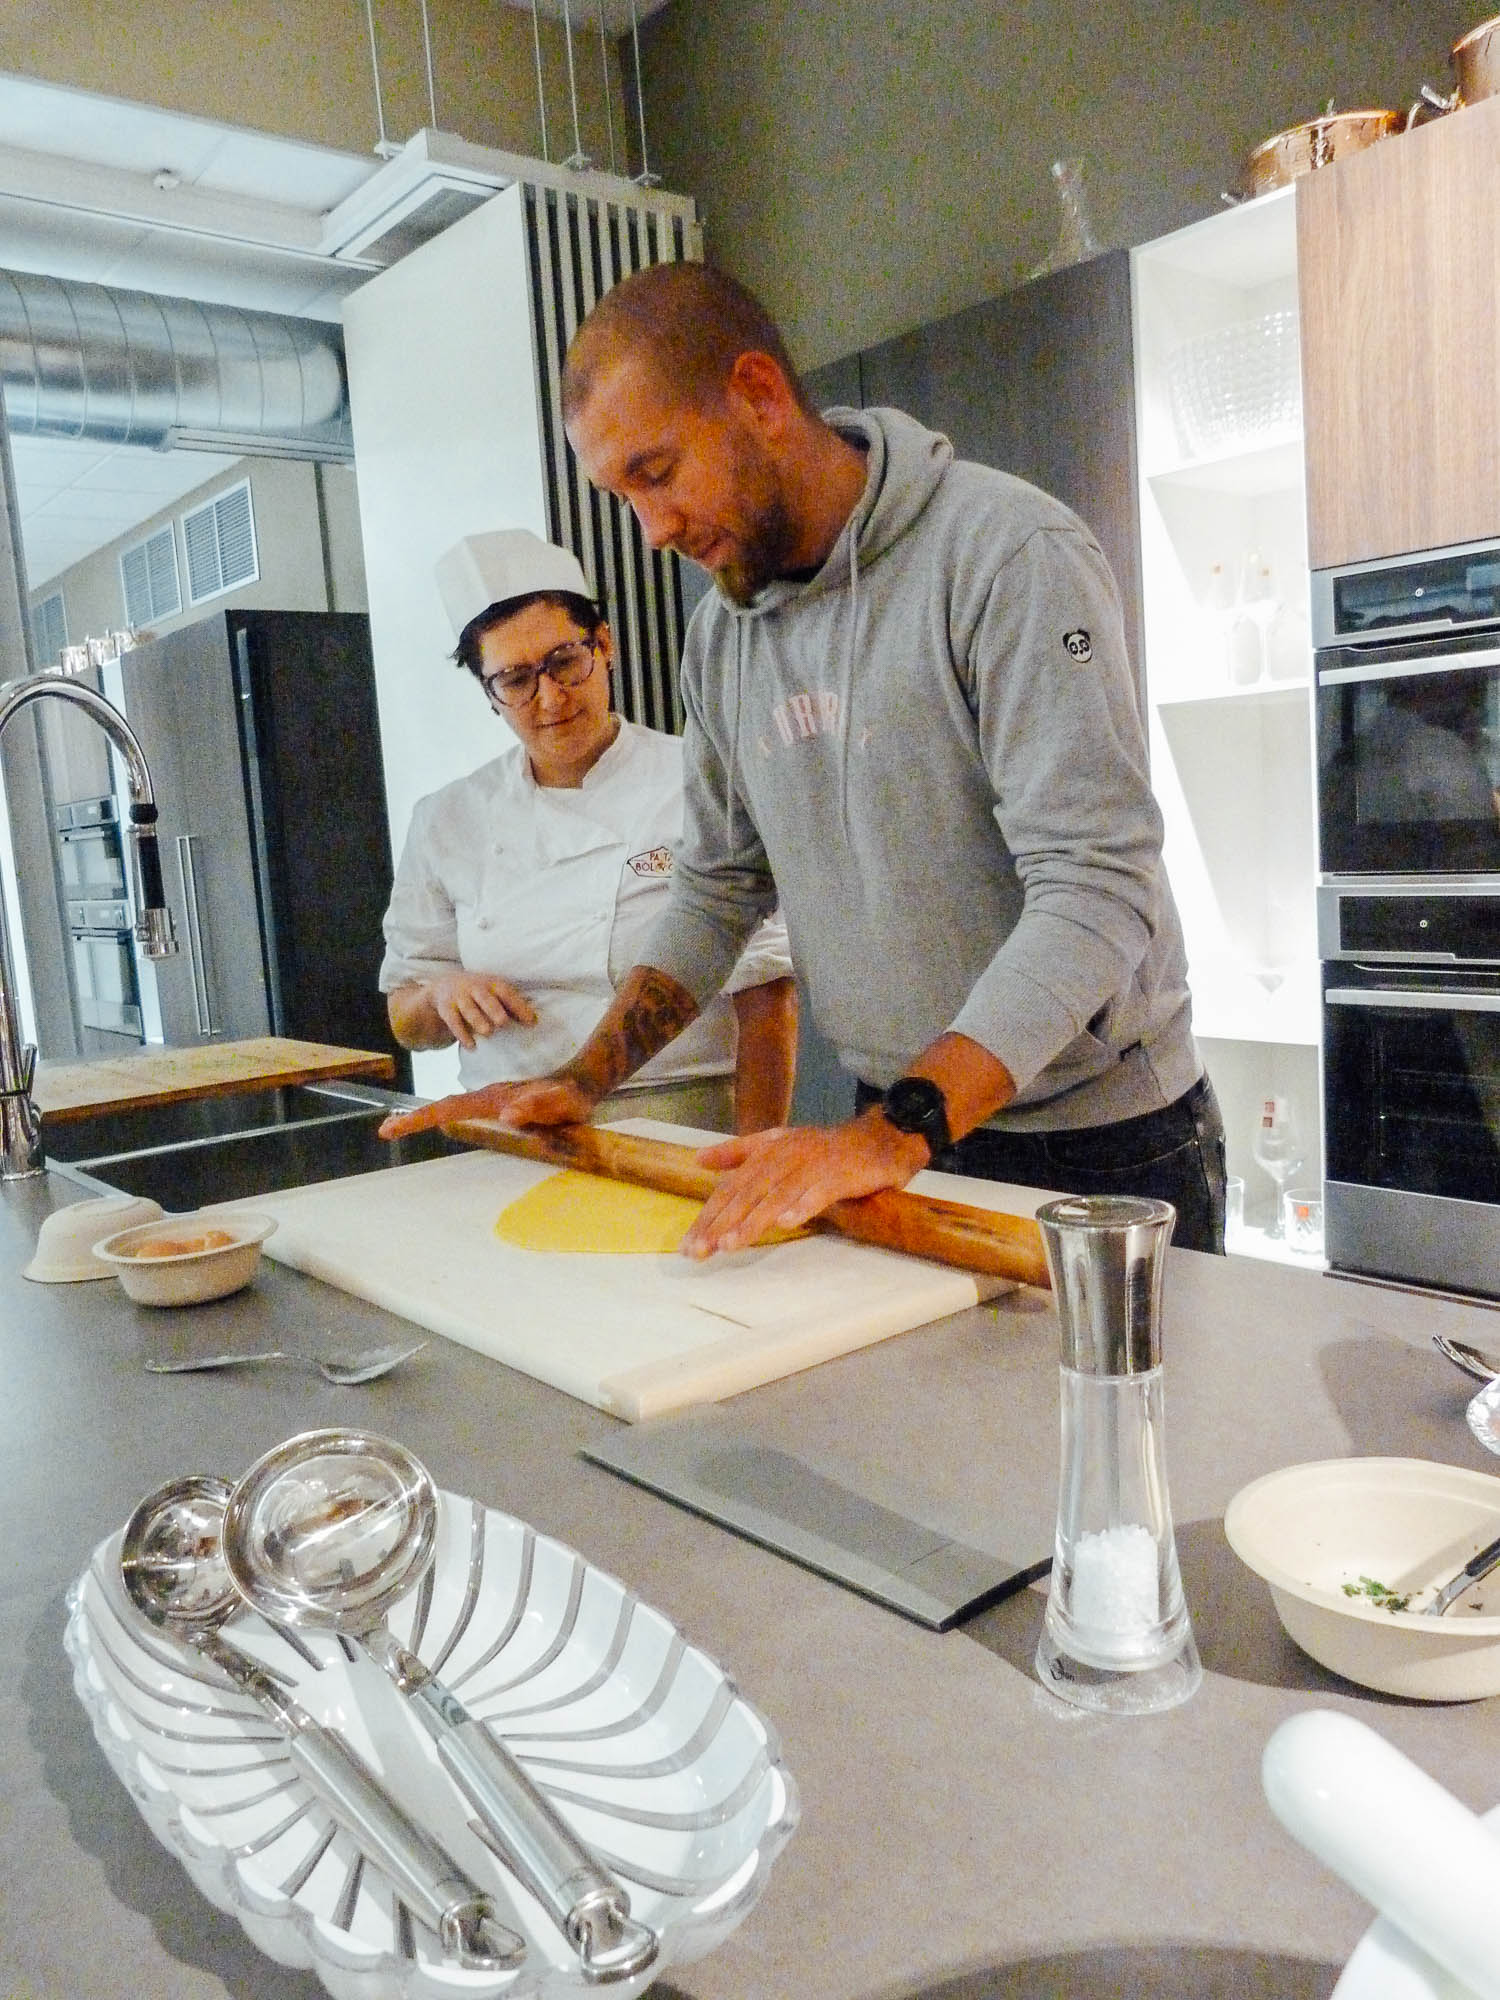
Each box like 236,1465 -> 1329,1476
377,1075 -> 596,1140
680,1110 -> 931,1258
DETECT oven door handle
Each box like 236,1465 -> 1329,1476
1319,643 -> 1500,686
1325,985 -> 1500,1012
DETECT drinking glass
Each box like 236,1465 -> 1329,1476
1282,1186 -> 1324,1256
1252,1096 -> 1304,1240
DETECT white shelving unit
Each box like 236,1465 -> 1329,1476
1132,189 -> 1323,1254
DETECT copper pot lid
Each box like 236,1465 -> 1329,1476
1245,107 -> 1402,164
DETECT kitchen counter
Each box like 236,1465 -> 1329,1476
5,1165 -> 1500,1999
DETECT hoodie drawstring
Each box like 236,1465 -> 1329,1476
840,527 -> 861,847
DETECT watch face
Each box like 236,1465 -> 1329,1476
885,1077 -> 948,1140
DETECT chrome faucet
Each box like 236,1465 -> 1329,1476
0,673 -> 177,1181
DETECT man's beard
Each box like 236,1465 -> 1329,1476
711,444 -> 804,606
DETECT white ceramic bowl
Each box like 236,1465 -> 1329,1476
91,1211 -> 277,1305
23,1194 -> 165,1283
1224,1457 -> 1500,1701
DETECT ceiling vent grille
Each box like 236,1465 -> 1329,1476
120,524 -> 181,627
183,480 -> 258,603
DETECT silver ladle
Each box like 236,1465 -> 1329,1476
221,1428 -> 660,1987
120,1473 -> 526,1973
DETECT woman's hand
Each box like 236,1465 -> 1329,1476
388,973 -> 537,1052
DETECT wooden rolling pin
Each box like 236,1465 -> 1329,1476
443,1116 -> 1051,1289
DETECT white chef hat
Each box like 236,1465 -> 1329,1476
434,529 -> 594,639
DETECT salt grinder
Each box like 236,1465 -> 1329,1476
1033,1195 -> 1202,1714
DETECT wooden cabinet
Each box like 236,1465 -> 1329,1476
1298,92 -> 1500,568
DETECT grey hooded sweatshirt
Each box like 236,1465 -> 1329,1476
641,405 -> 1201,1132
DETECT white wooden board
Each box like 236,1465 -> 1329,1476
215,1129 -> 1041,1420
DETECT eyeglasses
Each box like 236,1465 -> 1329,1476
481,638 -> 600,709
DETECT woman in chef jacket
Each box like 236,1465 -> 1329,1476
380,529 -> 798,1133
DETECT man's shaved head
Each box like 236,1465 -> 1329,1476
562,261 -> 811,421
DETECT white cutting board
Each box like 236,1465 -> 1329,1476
217,1123 -> 1039,1420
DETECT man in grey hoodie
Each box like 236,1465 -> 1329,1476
382,263 -> 1225,1255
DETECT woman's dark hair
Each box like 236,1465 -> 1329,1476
453,588 -> 606,679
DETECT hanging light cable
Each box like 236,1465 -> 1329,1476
628,0 -> 659,185
559,0 -> 591,169
529,0 -> 551,163
595,0 -> 618,177
361,0 -> 391,153
418,0 -> 438,127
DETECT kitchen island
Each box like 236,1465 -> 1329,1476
5,1163 -> 1500,1999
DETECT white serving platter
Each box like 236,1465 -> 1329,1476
65,1482 -> 798,2000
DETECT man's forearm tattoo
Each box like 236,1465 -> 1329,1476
561,967 -> 699,1097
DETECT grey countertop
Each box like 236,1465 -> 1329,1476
6,1165 -> 1500,1999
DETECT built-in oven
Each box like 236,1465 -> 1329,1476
1319,883 -> 1500,1298
1314,538 -> 1500,878
54,796 -> 145,1049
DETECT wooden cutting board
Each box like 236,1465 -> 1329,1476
35,1037 -> 396,1122
216,1133 -> 1047,1421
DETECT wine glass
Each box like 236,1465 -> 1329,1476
1251,1095 -> 1304,1240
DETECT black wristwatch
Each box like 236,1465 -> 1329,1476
880,1076 -> 952,1160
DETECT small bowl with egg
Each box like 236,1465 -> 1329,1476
1225,1457 -> 1500,1700
91,1212 -> 277,1306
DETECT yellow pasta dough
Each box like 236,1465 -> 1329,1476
495,1169 -> 704,1254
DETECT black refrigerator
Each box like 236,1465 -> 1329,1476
118,609 -> 408,1082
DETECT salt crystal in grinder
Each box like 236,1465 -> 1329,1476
1033,1195 -> 1202,1714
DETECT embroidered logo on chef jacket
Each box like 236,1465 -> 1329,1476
1063,628 -> 1093,663
627,845 -> 673,876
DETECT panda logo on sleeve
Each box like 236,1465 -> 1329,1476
1063,628 -> 1093,663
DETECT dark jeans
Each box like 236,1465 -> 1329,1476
856,1073 -> 1228,1254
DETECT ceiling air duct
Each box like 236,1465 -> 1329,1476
0,268 -> 353,461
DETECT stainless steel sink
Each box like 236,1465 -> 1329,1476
43,1080 -> 394,1161
46,1078 -> 467,1209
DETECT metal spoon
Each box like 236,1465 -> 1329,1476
1433,1333 -> 1500,1384
144,1339 -> 429,1385
119,1473 -> 525,1971
222,1428 -> 660,1987
1424,1528 -> 1500,1616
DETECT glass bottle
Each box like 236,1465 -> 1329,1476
1033,1195 -> 1202,1715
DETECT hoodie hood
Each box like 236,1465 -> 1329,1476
724,405 -> 956,620
713,406 -> 956,843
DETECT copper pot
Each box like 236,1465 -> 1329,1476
1236,108 -> 1404,197
1416,13 -> 1500,117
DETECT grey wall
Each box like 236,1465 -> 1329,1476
638,0 -> 1468,369
28,459 -> 367,656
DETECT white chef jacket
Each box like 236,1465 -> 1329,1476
379,720 -> 793,1092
